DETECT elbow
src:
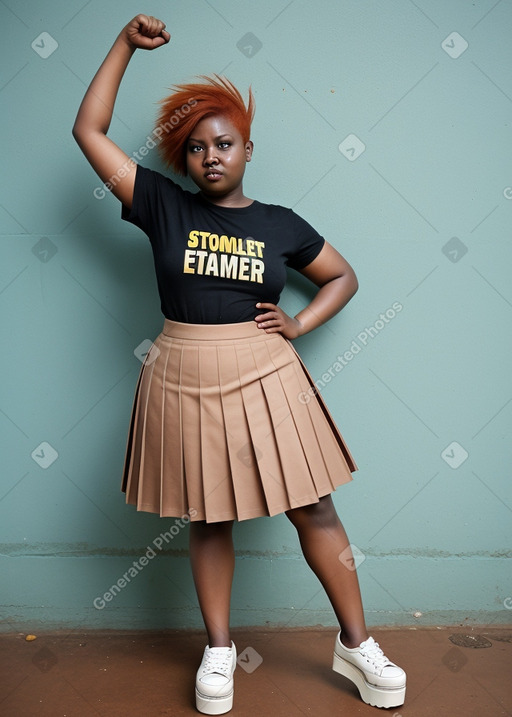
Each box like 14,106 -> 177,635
348,268 -> 359,298
71,122 -> 82,143
72,120 -> 91,143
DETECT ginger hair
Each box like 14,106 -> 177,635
155,75 -> 255,176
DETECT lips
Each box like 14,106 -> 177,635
204,169 -> 223,180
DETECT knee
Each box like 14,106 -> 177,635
190,519 -> 234,540
285,495 -> 339,530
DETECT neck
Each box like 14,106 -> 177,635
200,185 -> 253,209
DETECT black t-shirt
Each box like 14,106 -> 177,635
121,165 -> 325,323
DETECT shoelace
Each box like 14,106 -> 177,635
201,648 -> 233,677
359,638 -> 390,671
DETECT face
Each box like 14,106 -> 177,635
186,114 -> 253,203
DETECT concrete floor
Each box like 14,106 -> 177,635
0,626 -> 510,716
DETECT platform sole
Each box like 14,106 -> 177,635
332,650 -> 406,709
195,687 -> 234,715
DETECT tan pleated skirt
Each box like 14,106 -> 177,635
122,319 -> 357,522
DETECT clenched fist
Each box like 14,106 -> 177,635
122,14 -> 170,50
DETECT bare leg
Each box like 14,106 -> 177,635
189,519 -> 234,647
286,495 -> 369,648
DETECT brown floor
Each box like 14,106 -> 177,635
0,626 -> 510,716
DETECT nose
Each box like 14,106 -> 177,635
203,145 -> 218,166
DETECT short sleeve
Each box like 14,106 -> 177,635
285,210 -> 325,270
121,164 -> 182,242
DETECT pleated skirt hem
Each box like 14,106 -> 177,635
122,319 -> 357,523
129,489 -> 336,522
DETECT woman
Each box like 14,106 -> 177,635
72,14 -> 406,715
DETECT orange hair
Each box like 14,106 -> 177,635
154,75 -> 255,176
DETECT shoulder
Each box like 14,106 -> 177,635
257,201 -> 322,239
251,200 -> 306,226
252,199 -> 291,215
134,164 -> 198,203
134,163 -> 180,191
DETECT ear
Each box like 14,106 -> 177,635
245,140 -> 254,162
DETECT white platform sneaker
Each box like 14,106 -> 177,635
332,633 -> 406,709
195,641 -> 236,715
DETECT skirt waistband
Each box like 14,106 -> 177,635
162,318 -> 268,341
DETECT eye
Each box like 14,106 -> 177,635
218,141 -> 231,149
188,144 -> 203,153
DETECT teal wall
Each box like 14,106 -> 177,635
1,0 -> 511,632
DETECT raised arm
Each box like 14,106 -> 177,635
72,14 -> 170,209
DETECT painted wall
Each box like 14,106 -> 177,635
1,0 -> 511,632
